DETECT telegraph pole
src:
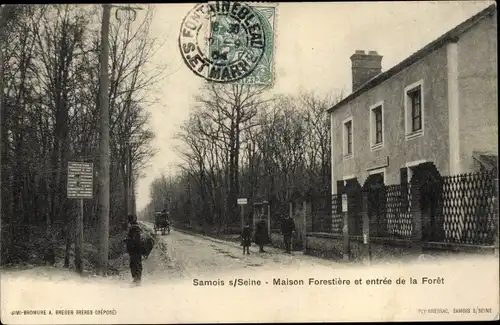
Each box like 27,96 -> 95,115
98,3 -> 111,277
97,4 -> 143,276
115,5 -> 142,217
0,4 -> 16,243
0,6 -> 5,237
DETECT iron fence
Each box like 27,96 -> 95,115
361,171 -> 497,245
311,195 -> 332,233
439,171 -> 497,245
312,171 -> 497,247
383,184 -> 412,240
331,194 -> 343,234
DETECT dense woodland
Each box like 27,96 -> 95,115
0,5 -> 161,265
143,83 -> 341,234
0,4 -> 341,267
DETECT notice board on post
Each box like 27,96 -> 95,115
67,162 -> 93,199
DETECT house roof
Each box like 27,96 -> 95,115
327,4 -> 497,114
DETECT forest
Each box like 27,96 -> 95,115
1,4 -> 161,266
143,83 -> 341,235
0,4 -> 341,268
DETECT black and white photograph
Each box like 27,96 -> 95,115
0,1 -> 498,323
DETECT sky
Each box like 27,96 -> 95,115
135,1 -> 495,211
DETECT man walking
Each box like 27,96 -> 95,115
281,214 -> 296,254
125,214 -> 143,284
254,215 -> 270,253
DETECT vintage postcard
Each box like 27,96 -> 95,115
1,1 -> 498,324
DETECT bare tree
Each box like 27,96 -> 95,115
300,91 -> 343,195
148,86 -> 345,236
195,83 -> 268,228
1,4 -> 160,271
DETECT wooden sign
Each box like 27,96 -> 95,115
367,156 -> 389,171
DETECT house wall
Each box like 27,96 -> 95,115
331,46 -> 450,189
457,12 -> 498,173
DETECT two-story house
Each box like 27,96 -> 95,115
328,4 -> 497,200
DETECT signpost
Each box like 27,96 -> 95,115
342,193 -> 349,261
67,161 -> 94,274
342,194 -> 348,213
263,200 -> 270,238
237,198 -> 247,230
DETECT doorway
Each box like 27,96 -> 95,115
363,171 -> 386,237
408,162 -> 444,241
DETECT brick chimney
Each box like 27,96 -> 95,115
350,50 -> 382,92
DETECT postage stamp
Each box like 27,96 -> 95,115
233,4 -> 276,86
178,1 -> 275,84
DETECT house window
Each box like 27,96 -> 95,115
347,122 -> 353,155
404,80 -> 424,139
370,102 -> 384,149
375,108 -> 383,143
409,87 -> 422,132
343,118 -> 353,158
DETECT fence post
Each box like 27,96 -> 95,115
361,190 -> 371,265
342,193 -> 349,261
240,205 -> 245,231
410,181 -> 423,256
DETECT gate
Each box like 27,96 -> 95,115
363,173 -> 387,237
410,162 -> 445,242
341,178 -> 362,236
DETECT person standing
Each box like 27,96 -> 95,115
254,215 -> 270,253
125,214 -> 143,284
281,214 -> 296,254
241,222 -> 252,255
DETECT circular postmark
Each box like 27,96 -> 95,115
179,1 -> 266,83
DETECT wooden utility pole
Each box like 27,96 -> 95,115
115,5 -> 142,218
0,4 -> 14,243
68,161 -> 93,275
240,205 -> 244,230
0,6 -> 5,232
98,4 -> 111,277
75,197 -> 84,273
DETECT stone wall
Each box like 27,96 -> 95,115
304,233 -> 496,262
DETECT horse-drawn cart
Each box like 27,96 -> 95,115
154,211 -> 170,235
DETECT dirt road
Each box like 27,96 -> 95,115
135,224 -> 347,283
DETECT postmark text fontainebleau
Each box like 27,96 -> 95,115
179,1 -> 274,84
